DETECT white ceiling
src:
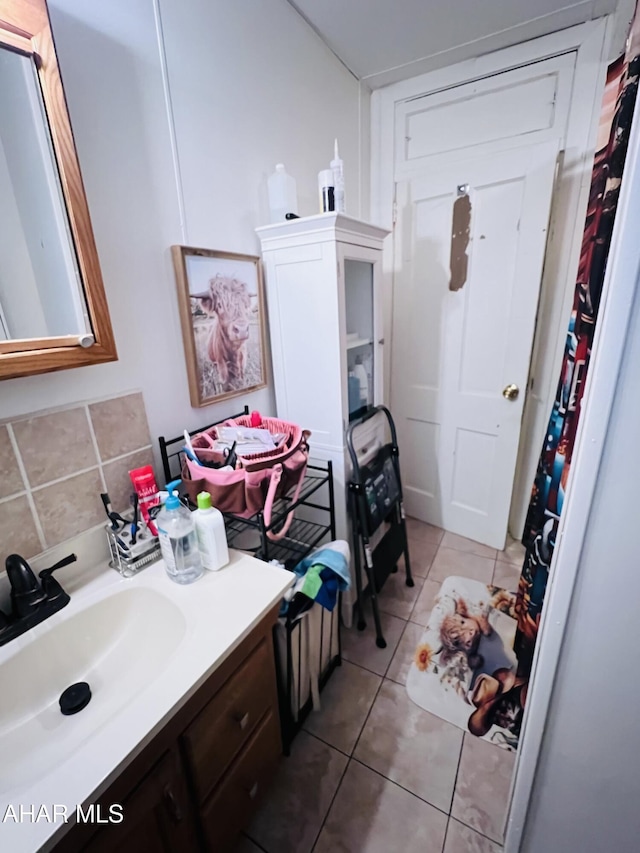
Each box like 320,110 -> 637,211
288,0 -> 622,88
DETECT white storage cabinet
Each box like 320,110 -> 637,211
257,214 -> 389,621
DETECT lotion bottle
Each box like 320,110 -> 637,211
193,491 -> 229,571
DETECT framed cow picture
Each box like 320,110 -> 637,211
171,246 -> 267,407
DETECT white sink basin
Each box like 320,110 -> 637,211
0,586 -> 186,794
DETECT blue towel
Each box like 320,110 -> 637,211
293,547 -> 351,590
280,546 -> 351,617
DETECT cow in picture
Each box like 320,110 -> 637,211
192,274 -> 253,393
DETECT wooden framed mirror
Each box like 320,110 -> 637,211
0,0 -> 117,379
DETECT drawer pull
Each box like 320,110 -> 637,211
247,782 -> 259,800
163,785 -> 183,823
234,711 -> 250,730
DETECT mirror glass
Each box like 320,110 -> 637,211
0,46 -> 91,342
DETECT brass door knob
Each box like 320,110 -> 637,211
503,383 -> 519,401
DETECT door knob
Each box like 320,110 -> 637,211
502,383 -> 519,401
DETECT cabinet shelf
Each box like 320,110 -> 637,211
346,337 -> 372,350
222,462 -> 335,565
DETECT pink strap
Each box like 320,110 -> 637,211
263,461 -> 308,542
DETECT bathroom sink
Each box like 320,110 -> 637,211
0,586 -> 186,793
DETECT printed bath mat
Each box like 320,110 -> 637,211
406,576 -> 523,750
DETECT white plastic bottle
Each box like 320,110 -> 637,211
330,138 -> 346,213
268,164 -> 298,223
353,356 -> 369,406
193,491 -> 229,571
156,479 -> 203,585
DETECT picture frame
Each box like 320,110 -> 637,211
171,245 -> 267,407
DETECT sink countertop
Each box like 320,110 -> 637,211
0,549 -> 294,853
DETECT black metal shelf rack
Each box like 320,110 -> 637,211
158,406 -> 340,752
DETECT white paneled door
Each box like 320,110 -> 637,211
391,141 -> 558,549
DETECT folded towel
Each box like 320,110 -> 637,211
281,540 -> 351,618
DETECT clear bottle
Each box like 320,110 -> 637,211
193,491 -> 229,571
268,164 -> 298,223
318,169 -> 335,213
156,479 -> 203,585
330,138 -> 346,213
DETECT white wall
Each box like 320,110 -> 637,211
519,274 -> 640,852
0,0 -> 367,468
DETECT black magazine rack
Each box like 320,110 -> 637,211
346,405 -> 414,648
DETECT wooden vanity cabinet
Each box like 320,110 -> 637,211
54,606 -> 282,853
72,748 -> 197,853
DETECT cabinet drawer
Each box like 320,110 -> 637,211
182,637 -> 275,803
199,709 -> 280,852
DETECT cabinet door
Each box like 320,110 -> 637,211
81,749 -> 198,853
339,243 -> 383,421
262,240 -> 345,448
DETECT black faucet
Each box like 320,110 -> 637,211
0,553 -> 76,647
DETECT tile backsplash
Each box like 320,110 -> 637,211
0,392 -> 155,562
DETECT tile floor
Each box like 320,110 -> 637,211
242,520 -> 525,853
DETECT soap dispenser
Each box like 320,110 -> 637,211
156,479 -> 203,584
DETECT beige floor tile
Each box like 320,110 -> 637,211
378,570 -> 424,620
342,610 -> 406,677
247,731 -> 347,853
429,547 -> 495,585
444,819 -> 503,853
304,660 -> 381,755
498,535 -> 526,566
386,621 -> 427,686
406,516 -> 444,545
410,578 -> 442,627
441,532 -> 497,560
492,561 -> 522,592
404,537 -> 440,578
314,760 -> 448,853
451,735 -> 516,844
354,680 -> 463,813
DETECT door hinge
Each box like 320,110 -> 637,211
392,201 -> 398,225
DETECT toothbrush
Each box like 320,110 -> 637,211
183,445 -> 204,466
184,430 -> 199,459
130,493 -> 139,545
100,492 -> 128,529
100,493 -> 119,531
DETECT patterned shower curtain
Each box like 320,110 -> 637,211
513,19 -> 640,679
